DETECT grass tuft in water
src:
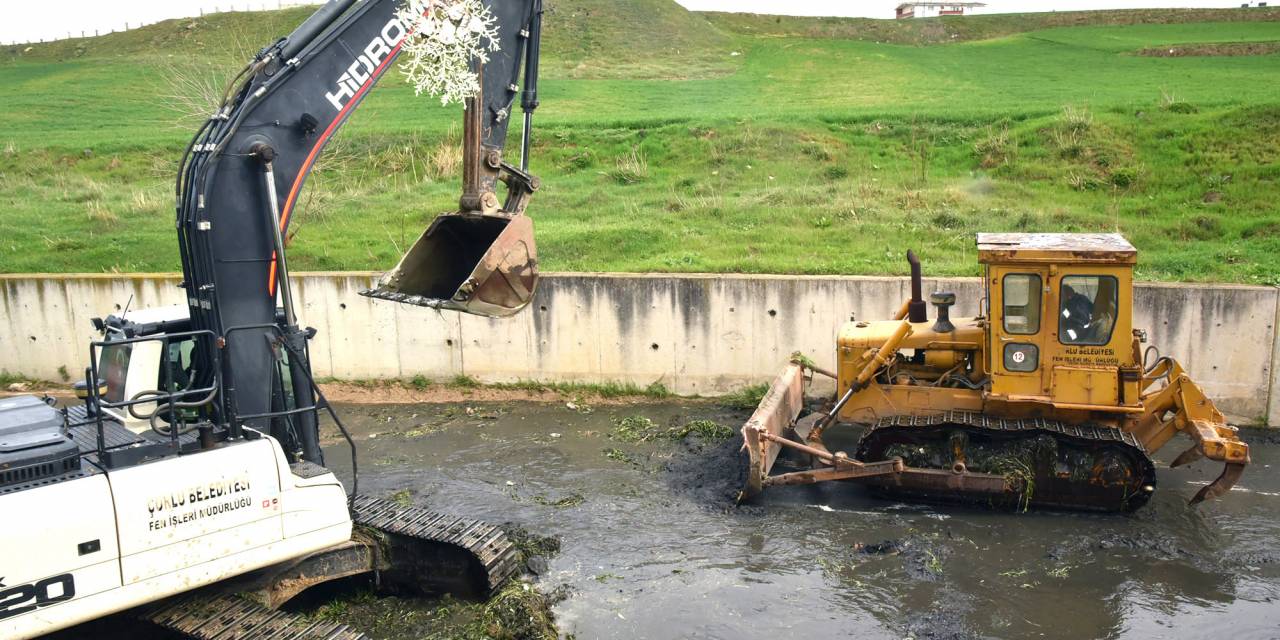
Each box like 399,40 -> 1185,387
719,384 -> 770,411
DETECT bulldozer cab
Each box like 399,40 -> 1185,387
979,233 -> 1142,410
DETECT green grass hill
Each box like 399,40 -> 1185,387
1,2 -> 1278,283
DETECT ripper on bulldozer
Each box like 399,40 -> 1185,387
741,233 -> 1250,512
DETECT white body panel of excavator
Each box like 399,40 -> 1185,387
2,434 -> 351,640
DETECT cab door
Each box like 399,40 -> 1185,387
988,265 -> 1051,400
1044,267 -> 1131,408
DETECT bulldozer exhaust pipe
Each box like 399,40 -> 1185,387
906,250 -> 927,323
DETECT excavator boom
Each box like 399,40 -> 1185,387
177,0 -> 543,459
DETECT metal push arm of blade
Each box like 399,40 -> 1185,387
1133,360 -> 1250,505
756,429 -> 901,471
752,423 -> 1011,494
763,458 -> 905,489
740,285 -> 919,502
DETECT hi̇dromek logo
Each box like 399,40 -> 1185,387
324,17 -> 408,112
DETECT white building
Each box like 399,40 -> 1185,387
895,2 -> 987,18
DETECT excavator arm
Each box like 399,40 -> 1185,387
174,0 -> 543,463
1131,357 -> 1251,504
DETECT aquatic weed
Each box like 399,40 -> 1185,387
532,493 -> 586,508
610,416 -> 660,442
603,447 -> 641,466
993,458 -> 1035,512
670,419 -> 733,440
475,581 -> 559,640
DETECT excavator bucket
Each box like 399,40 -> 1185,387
361,213 -> 537,318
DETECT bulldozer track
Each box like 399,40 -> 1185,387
351,495 -> 521,595
856,410 -> 1157,512
142,593 -> 369,640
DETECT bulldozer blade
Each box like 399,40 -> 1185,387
361,213 -> 537,318
1190,462 -> 1246,506
740,363 -> 807,502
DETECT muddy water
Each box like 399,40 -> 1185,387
324,402 -> 1280,640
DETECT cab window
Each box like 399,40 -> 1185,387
162,338 -> 197,392
1002,274 -> 1042,335
1059,275 -> 1119,345
98,343 -> 133,403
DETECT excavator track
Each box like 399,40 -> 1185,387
142,594 -> 369,640
855,411 -> 1157,512
351,495 -> 521,597
136,498 -> 518,639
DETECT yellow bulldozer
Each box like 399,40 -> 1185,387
741,233 -> 1250,512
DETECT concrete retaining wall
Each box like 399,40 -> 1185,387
2,273 -> 1277,425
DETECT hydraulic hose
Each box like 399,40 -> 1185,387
1143,346 -> 1173,383
281,0 -> 359,61
128,387 -> 219,437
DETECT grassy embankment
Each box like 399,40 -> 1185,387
1,3 -> 1278,283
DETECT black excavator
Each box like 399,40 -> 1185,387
1,1 -> 545,638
